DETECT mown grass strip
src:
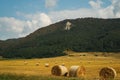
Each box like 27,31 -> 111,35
0,74 -> 84,80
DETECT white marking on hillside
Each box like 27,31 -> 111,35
65,21 -> 72,30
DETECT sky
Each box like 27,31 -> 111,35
0,0 -> 120,40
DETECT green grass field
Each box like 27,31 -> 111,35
0,52 -> 120,80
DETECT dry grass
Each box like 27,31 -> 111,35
69,66 -> 86,77
99,67 -> 117,80
0,52 -> 120,79
51,65 -> 68,76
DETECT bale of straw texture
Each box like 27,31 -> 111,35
24,61 -> 28,65
45,63 -> 49,67
51,65 -> 68,76
99,67 -> 117,80
62,63 -> 65,66
69,66 -> 86,77
36,63 -> 39,66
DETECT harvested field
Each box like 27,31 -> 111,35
0,52 -> 120,80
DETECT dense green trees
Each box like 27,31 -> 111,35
0,18 -> 120,58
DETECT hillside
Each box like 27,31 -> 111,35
0,18 -> 120,58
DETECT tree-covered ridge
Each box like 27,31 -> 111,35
0,18 -> 120,58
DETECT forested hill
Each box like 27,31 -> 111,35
0,18 -> 120,58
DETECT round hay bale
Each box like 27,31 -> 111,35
24,61 -> 28,65
99,67 -> 117,80
62,63 -> 65,66
45,63 -> 49,67
36,63 -> 39,66
51,65 -> 68,76
69,66 -> 86,77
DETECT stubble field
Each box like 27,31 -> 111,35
0,52 -> 120,80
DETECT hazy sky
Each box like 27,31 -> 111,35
0,0 -> 120,40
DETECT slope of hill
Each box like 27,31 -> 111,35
0,18 -> 120,58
